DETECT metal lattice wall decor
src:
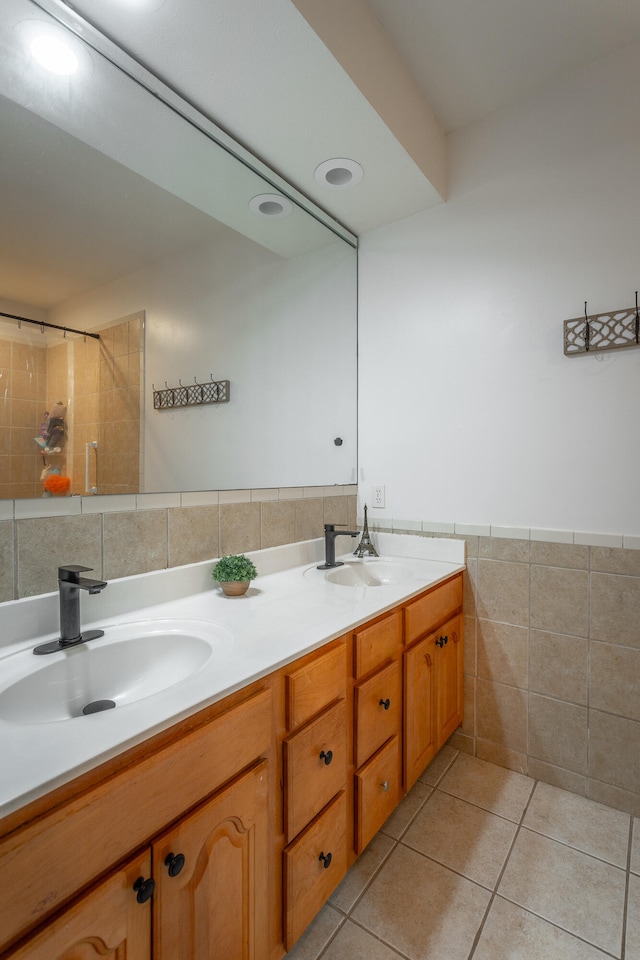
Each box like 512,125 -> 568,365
564,301 -> 640,356
153,378 -> 230,410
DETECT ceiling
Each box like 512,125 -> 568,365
58,0 -> 640,236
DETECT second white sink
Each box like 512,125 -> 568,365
323,559 -> 413,587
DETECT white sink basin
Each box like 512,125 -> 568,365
0,619 -> 231,725
322,559 -> 413,587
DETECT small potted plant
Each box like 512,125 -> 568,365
212,554 -> 258,596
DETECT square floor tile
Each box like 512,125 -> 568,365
352,843 -> 490,960
473,896 -> 612,959
402,789 -> 516,889
379,780 -> 431,840
417,744 -> 458,786
627,874 -> 640,958
524,781 -> 630,867
329,833 -> 394,913
498,828 -> 626,955
438,752 -> 534,821
321,919 -> 405,960
284,904 -> 344,959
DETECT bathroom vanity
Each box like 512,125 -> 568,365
0,537 -> 464,959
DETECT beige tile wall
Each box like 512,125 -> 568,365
0,486 -> 356,600
452,535 -> 640,817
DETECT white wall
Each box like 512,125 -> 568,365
50,232 -> 357,491
358,42 -> 640,537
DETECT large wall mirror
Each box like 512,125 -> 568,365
0,0 -> 357,500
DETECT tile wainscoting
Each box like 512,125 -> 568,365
0,485 -> 357,600
439,531 -> 639,817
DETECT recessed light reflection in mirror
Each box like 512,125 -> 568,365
249,193 -> 293,218
16,21 -> 90,77
30,34 -> 78,74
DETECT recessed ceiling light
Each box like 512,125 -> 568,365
314,158 -> 364,190
30,33 -> 78,75
249,194 -> 293,219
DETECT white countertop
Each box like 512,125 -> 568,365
0,534 -> 464,819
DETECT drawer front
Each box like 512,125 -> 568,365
355,736 -> 401,853
286,640 -> 346,730
284,792 -> 348,949
284,700 -> 347,841
354,610 -> 401,678
354,659 -> 401,769
404,574 -> 462,646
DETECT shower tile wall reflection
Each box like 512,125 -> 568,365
0,336 -> 48,499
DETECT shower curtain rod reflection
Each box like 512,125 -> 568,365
0,311 -> 100,341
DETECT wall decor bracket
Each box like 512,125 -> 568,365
564,296 -> 640,356
153,378 -> 230,410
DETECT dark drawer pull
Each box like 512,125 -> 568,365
435,635 -> 449,648
319,749 -> 333,766
133,876 -> 155,904
164,852 -> 186,877
379,697 -> 391,710
318,851 -> 332,869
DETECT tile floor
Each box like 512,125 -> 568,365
285,747 -> 640,960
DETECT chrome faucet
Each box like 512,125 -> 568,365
34,564 -> 108,655
318,523 -> 359,569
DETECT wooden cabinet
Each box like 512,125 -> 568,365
403,575 -> 464,791
0,688 -> 272,960
1,570 -> 464,960
5,852 -> 151,960
154,761 -> 269,960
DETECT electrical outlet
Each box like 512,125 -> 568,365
372,484 -> 385,508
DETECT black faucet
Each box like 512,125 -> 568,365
34,565 -> 108,655
318,523 -> 360,569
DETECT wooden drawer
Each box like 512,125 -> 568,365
284,791 -> 348,949
284,700 -> 347,841
286,640 -> 346,730
0,687 -> 272,954
355,736 -> 401,853
354,609 -> 401,678
354,658 -> 401,769
404,574 -> 462,646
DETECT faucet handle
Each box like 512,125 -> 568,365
59,564 -> 95,582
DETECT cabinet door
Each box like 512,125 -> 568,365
404,634 -> 436,791
5,851 -> 151,960
153,760 -> 269,960
436,616 -> 464,747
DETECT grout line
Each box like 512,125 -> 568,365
621,816 -> 634,959
466,777 -> 538,959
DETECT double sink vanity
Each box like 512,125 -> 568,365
0,533 -> 465,960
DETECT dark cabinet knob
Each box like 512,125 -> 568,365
379,697 -> 391,710
435,635 -> 449,648
318,851 -> 332,869
164,852 -> 186,877
319,749 -> 333,766
133,876 -> 155,903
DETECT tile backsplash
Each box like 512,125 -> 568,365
0,485 -> 357,600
